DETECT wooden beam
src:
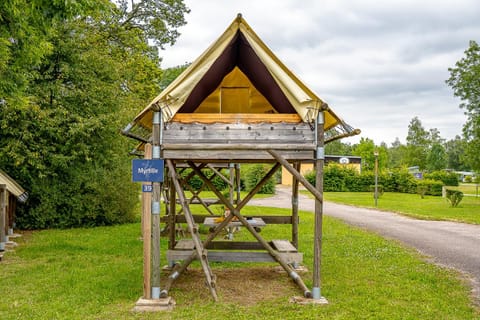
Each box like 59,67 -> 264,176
292,162 -> 300,249
162,150 -> 315,161
151,111 -> 162,299
142,145 -> 153,299
165,160 -> 218,301
162,143 -> 315,150
167,250 -> 303,264
206,164 -> 233,187
168,166 -> 176,250
267,150 -> 323,202
171,113 -> 302,123
161,215 -> 294,225
313,111 -> 325,299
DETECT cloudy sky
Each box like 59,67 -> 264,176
159,0 -> 480,145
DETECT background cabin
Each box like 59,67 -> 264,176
0,170 -> 28,256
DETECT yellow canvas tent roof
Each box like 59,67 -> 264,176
0,170 -> 28,203
123,14 -> 359,145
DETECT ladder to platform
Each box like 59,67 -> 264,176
165,160 -> 218,301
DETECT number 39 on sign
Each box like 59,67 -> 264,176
142,184 -> 153,193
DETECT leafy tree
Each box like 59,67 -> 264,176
159,63 -> 190,89
325,140 -> 353,155
115,0 -> 190,49
426,143 -> 447,171
428,128 -> 445,145
352,138 -> 387,172
445,135 -> 469,170
404,117 -> 430,169
446,40 -> 480,172
388,137 -> 407,168
0,1 -> 190,228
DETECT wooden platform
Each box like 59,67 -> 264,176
167,239 -> 302,264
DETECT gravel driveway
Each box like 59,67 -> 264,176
249,185 -> 480,303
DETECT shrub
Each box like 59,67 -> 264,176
416,179 -> 444,197
304,170 -> 316,187
384,170 -> 418,194
445,189 -> 464,207
369,184 -> 384,198
424,171 -> 459,186
179,168 -> 229,192
180,169 -> 204,190
16,161 -> 137,229
356,172 -> 375,192
417,183 -> 428,198
244,164 -> 276,194
304,166 -> 424,195
323,165 -> 347,192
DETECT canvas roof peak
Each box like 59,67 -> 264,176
124,14 -> 359,143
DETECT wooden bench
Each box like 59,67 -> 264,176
167,239 -> 302,264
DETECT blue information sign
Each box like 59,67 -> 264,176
132,159 -> 164,182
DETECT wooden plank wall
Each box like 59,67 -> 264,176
162,122 -> 315,160
163,122 -> 314,145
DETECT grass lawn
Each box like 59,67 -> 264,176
322,192 -> 480,224
1,206 -> 478,319
448,183 -> 480,196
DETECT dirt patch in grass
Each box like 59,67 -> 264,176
170,266 -> 300,306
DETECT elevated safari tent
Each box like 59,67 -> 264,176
0,170 -> 28,253
123,14 -> 359,309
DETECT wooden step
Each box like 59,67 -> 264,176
167,249 -> 302,264
175,239 -> 195,250
271,240 -> 297,252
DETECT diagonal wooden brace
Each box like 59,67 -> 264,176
190,161 -> 312,298
162,162 -> 281,296
165,160 -> 218,301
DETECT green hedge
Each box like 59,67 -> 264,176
416,179 -> 444,197
424,171 -> 459,187
305,165 -> 418,194
304,165 -> 457,197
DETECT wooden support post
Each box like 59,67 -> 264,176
235,164 -> 241,205
292,162 -> 300,249
168,171 -> 176,251
229,163 -> 234,207
0,185 -> 6,252
151,111 -> 162,299
8,196 -> 16,235
142,145 -> 153,299
313,109 -> 325,300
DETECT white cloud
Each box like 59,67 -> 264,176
159,0 -> 479,145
